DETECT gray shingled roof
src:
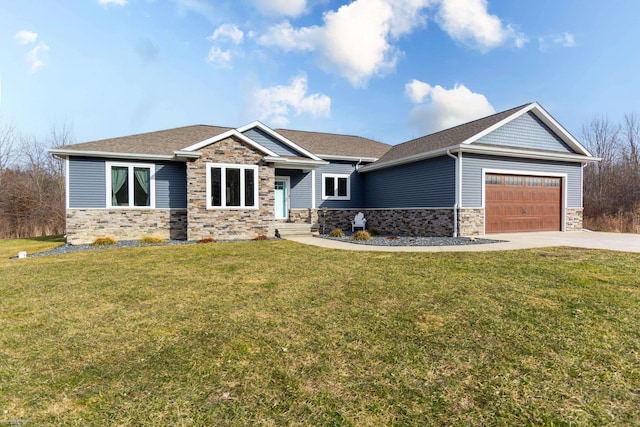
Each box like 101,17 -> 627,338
374,104 -> 531,165
60,125 -> 232,156
59,124 -> 392,159
276,129 -> 391,159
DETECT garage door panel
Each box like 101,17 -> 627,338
485,173 -> 561,233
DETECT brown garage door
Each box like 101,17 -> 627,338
485,174 -> 562,233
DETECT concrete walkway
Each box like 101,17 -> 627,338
286,231 -> 640,253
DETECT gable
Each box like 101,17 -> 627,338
474,111 -> 575,153
242,128 -> 305,157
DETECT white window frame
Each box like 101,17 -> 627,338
106,162 -> 156,208
206,162 -> 259,210
321,173 -> 351,200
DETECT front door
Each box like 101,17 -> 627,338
274,178 -> 289,219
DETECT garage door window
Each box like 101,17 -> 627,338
526,177 -> 542,186
505,176 -> 523,186
485,175 -> 502,185
544,178 -> 561,187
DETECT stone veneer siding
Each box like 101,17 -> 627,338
319,208 -> 455,237
565,207 -> 583,231
458,208 -> 484,236
287,208 -> 319,224
66,209 -> 187,245
187,136 -> 275,241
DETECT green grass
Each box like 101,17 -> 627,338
1,240 -> 639,425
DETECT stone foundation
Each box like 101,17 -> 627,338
565,207 -> 583,231
458,208 -> 485,236
319,208 -> 455,237
66,209 -> 187,245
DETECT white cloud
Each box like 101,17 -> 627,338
252,75 -> 331,127
206,47 -> 232,68
258,21 -> 317,52
436,0 -> 527,51
405,79 -> 432,104
253,0 -> 307,18
98,0 -> 127,6
258,0 -> 434,87
407,81 -> 495,134
26,41 -> 50,73
539,32 -> 576,51
14,30 -> 38,45
209,24 -> 244,45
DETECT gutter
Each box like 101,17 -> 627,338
446,149 -> 459,238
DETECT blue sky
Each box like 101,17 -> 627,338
1,0 -> 639,146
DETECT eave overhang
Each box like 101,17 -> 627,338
263,156 -> 328,171
358,144 -> 600,173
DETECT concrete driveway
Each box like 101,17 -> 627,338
286,231 -> 640,253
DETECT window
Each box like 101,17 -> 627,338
322,174 -> 350,200
525,177 -> 542,187
505,176 -> 523,186
544,178 -> 561,187
206,163 -> 258,209
107,163 -> 154,208
485,174 -> 502,185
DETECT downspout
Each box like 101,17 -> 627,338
446,149 -> 459,237
355,158 -> 363,171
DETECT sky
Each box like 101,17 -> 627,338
1,0 -> 639,147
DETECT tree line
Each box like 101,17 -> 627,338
0,121 -> 68,239
581,114 -> 640,232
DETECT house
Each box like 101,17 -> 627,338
49,102 -> 598,244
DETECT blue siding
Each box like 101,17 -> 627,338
69,157 -> 106,208
461,153 -> 582,208
363,156 -> 456,208
155,162 -> 187,208
68,157 -> 187,209
243,128 -> 304,157
316,161 -> 365,208
476,112 -> 575,153
275,169 -> 312,209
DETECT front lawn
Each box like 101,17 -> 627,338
1,240 -> 639,425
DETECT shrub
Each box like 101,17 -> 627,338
197,237 -> 216,244
328,228 -> 345,238
368,227 -> 383,236
253,235 -> 269,241
91,237 -> 117,246
352,230 -> 371,241
139,236 -> 165,244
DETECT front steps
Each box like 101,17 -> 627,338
275,222 -> 317,238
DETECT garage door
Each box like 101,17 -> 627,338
485,174 -> 562,233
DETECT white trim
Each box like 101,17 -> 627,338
274,176 -> 290,219
65,157 -> 70,210
481,168 -> 568,233
182,129 -> 279,157
460,144 -> 599,162
313,207 -> 456,211
105,161 -> 156,209
205,162 -> 259,210
317,154 -> 379,162
359,146 -> 459,172
263,156 -> 328,170
321,173 -> 351,200
236,121 -> 323,161
173,150 -> 202,159
311,169 -> 316,208
458,151 -> 463,207
50,148 -> 174,161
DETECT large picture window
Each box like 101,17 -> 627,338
206,163 -> 258,209
322,173 -> 350,200
107,163 -> 154,208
